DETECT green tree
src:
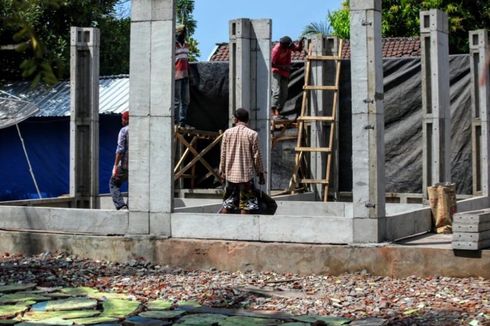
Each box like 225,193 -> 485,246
327,0 -> 490,53
301,22 -> 331,37
0,0 -> 129,85
328,1 -> 350,40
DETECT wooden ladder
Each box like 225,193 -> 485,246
288,40 -> 342,202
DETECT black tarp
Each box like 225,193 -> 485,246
185,55 -> 473,194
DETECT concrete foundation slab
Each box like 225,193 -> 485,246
0,231 -> 487,279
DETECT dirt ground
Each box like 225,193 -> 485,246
0,252 -> 488,325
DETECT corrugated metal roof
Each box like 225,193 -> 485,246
2,75 -> 129,117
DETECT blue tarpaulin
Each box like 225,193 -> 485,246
0,115 -> 125,200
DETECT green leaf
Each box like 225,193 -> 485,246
0,283 -> 37,293
21,310 -> 100,321
0,304 -> 30,318
176,313 -> 227,325
146,299 -> 173,310
101,299 -> 140,318
31,298 -> 98,312
0,293 -> 50,304
219,316 -> 279,326
139,310 -> 185,319
293,315 -> 351,325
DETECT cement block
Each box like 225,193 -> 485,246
453,222 -> 490,233
453,230 -> 490,242
150,20 -> 174,117
132,0 -> 174,22
452,239 -> 490,250
149,212 -> 171,235
456,196 -> 489,212
453,210 -> 490,224
353,218 -> 386,243
0,206 -> 128,235
469,30 -> 488,50
419,10 -> 448,33
129,22 -> 151,116
350,0 -> 381,11
250,19 -> 271,39
128,116 -> 151,212
128,211 -> 150,234
172,213 -> 260,240
149,116 -> 173,213
386,209 -> 431,241
229,19 -> 251,39
259,215 -> 353,243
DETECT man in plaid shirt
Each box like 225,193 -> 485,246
219,108 -> 265,214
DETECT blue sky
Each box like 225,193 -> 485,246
194,0 -> 343,60
118,0 -> 343,61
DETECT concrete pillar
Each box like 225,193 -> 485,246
470,30 -> 490,196
420,9 -> 451,200
229,19 -> 272,193
309,35 -> 340,200
129,0 -> 174,235
350,0 -> 385,242
69,27 -> 100,209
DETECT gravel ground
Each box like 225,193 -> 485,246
0,252 -> 488,325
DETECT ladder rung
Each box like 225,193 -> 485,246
307,55 -> 341,61
297,116 -> 334,122
300,179 -> 330,184
303,85 -> 338,91
295,147 -> 332,153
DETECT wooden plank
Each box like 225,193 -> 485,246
174,133 -> 223,180
300,179 -> 329,184
303,85 -> 338,91
295,147 -> 332,153
306,55 -> 341,61
296,116 -> 334,122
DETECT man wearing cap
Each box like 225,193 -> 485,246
219,108 -> 265,214
174,24 -> 193,129
271,36 -> 304,120
109,111 -> 129,210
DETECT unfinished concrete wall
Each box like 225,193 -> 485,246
350,0 -> 386,242
420,10 -> 451,200
129,0 -> 174,235
229,19 -> 272,193
470,29 -> 490,196
69,27 -> 100,209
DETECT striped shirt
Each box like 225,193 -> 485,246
219,122 -> 264,183
175,41 -> 189,80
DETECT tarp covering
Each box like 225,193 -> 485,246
193,56 -> 473,194
0,56 -> 474,200
0,116 -> 123,200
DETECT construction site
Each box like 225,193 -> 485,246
0,0 -> 489,283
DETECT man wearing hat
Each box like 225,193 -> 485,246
271,36 -> 304,120
109,111 -> 129,210
219,108 -> 265,214
174,24 -> 193,129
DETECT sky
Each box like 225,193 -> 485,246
194,0 -> 343,61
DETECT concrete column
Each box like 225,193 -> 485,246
229,19 -> 272,193
69,27 -> 100,209
129,0 -> 174,235
350,0 -> 385,242
420,9 -> 451,200
470,30 -> 490,196
309,35 -> 340,200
